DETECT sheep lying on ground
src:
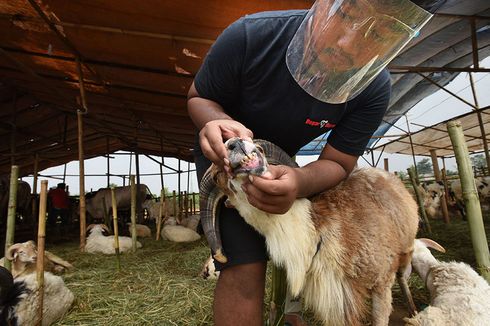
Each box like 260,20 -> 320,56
159,215 -> 201,243
404,238 -> 490,326
85,224 -> 142,254
0,266 -> 74,326
128,223 -> 152,238
201,138 -> 419,326
199,255 -> 219,280
0,240 -> 73,278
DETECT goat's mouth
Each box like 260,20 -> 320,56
225,138 -> 267,176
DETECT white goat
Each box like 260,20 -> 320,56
199,255 -> 219,280
0,240 -> 73,278
14,271 -> 74,325
85,224 -> 142,254
128,223 -> 152,238
404,238 -> 490,326
200,138 -> 419,326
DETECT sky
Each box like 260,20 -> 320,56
23,58 -> 490,196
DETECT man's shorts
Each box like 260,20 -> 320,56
214,202 -> 268,271
194,139 -> 268,271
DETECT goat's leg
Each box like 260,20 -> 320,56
371,284 -> 393,326
397,272 -> 417,317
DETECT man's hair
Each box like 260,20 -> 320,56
57,183 -> 66,189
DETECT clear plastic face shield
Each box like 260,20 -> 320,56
286,0 -> 433,103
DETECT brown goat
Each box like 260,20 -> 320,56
200,138 -> 419,326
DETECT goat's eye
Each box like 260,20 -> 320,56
228,142 -> 236,150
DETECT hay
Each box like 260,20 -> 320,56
49,214 -> 489,325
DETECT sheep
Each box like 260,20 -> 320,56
160,225 -> 201,243
403,238 -> 490,326
128,223 -> 152,238
85,224 -> 142,254
0,240 -> 73,278
0,265 -> 74,326
199,255 -> 219,280
200,138 -> 419,326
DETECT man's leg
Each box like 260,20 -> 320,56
214,261 -> 267,326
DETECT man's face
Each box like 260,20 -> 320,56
307,0 -> 410,71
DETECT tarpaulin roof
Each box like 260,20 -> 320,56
371,105 -> 490,157
0,0 -> 489,176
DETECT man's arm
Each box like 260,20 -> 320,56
242,144 -> 357,214
187,82 -> 253,169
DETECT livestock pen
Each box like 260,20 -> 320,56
42,213 -> 490,326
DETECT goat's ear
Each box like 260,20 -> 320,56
418,238 -> 446,253
6,244 -> 21,261
101,224 -> 111,232
26,240 -> 37,248
86,224 -> 95,232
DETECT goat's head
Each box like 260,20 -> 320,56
5,241 -> 37,264
87,224 -> 110,236
199,138 -> 297,264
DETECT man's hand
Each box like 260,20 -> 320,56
199,119 -> 253,169
241,165 -> 299,214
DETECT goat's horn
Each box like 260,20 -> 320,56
418,238 -> 446,253
254,139 -> 298,168
6,244 -> 22,260
86,224 -> 95,231
200,166 -> 228,264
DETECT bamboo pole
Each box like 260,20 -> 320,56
130,175 -> 137,252
383,158 -> 389,172
447,120 -> 490,281
110,187 -> 121,270
77,110 -> 87,252
4,165 -> 19,272
430,150 -> 450,223
408,167 -> 432,234
36,180 -> 48,326
269,266 -> 287,326
156,189 -> 165,241
184,191 -> 189,218
172,190 -> 177,220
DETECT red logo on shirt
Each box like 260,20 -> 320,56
305,118 -> 336,129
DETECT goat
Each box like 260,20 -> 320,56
128,223 -> 152,238
85,224 -> 142,254
0,265 -> 74,326
200,138 -> 419,326
0,240 -> 73,278
404,238 -> 490,326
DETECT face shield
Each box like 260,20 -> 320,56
286,0 -> 433,103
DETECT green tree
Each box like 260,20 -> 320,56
470,154 -> 487,170
416,158 -> 433,175
397,170 -> 407,180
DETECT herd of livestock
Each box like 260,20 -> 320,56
0,162 -> 489,324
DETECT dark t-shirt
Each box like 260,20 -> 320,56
194,10 -> 390,178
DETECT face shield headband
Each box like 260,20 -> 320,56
286,0 -> 433,103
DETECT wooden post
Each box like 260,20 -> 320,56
4,165 -> 19,272
408,167 -> 432,234
36,180 -> 48,326
192,193 -> 196,214
269,266 -> 287,326
447,120 -> 490,281
32,153 -> 39,224
130,175 -> 137,252
77,110 -> 87,252
383,158 -> 389,172
156,189 -> 165,241
430,150 -> 450,223
135,151 -> 141,223
110,187 -> 121,271
172,190 -> 177,220
184,191 -> 188,218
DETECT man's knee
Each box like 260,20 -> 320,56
217,262 -> 267,299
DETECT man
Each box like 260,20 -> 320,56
188,0 -> 437,324
47,183 -> 70,233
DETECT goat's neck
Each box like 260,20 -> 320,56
228,178 -> 318,295
412,255 -> 438,292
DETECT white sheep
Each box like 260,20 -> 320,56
128,223 -> 152,238
14,271 -> 74,325
201,138 -> 419,326
85,224 -> 142,254
199,255 -> 219,280
404,238 -> 490,326
0,240 -> 73,278
161,225 -> 200,243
